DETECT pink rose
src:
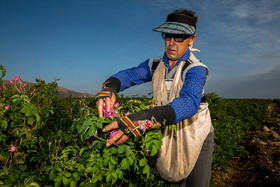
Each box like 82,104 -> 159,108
5,105 -> 10,110
10,144 -> 17,154
109,130 -> 118,145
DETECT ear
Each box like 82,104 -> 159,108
188,35 -> 197,46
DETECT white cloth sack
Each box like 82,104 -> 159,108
152,60 -> 212,182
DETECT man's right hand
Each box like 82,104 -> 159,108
96,91 -> 117,118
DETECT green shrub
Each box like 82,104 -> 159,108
0,65 -> 270,185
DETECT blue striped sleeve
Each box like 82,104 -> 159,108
111,59 -> 152,91
167,66 -> 207,123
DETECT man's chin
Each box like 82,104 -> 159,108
166,55 -> 179,62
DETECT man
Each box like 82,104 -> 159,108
96,9 -> 214,187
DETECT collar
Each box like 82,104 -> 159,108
162,48 -> 190,73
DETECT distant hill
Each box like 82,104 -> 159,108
1,80 -> 96,98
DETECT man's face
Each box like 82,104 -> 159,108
164,34 -> 197,63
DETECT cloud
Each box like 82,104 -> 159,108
208,0 -> 280,75
208,64 -> 280,99
222,0 -> 280,45
230,0 -> 280,24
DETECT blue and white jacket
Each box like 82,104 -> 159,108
111,49 -> 210,123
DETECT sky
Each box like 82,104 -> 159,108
1,0 -> 280,99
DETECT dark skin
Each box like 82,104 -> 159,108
98,34 -> 197,147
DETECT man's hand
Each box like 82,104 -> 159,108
102,121 -> 129,147
96,92 -> 116,118
101,106 -> 174,147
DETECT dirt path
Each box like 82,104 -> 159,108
211,101 -> 280,187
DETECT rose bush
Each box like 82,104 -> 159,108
0,66 -> 271,186
0,66 -> 166,186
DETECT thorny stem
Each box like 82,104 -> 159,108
13,84 -> 21,94
94,136 -> 106,142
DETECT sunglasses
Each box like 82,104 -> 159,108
162,33 -> 192,43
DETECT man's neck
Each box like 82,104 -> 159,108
169,60 -> 178,69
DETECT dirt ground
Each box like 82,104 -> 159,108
211,101 -> 280,187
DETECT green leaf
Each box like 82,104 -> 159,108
79,147 -> 88,156
1,120 -> 7,129
92,177 -> 99,183
22,94 -> 30,103
112,178 -> 117,184
55,167 -> 62,172
26,109 -> 32,117
139,159 -> 147,167
91,116 -> 98,120
12,95 -> 20,103
70,180 -> 77,187
95,122 -> 103,129
106,173 -> 111,182
120,158 -> 130,170
118,144 -> 126,154
142,165 -> 150,174
35,114 -> 41,122
125,145 -> 131,157
21,106 -> 28,113
49,169 -> 56,180
111,156 -> 118,165
80,124 -> 90,135
152,140 -> 162,148
29,182 -> 40,187
111,172 -> 118,179
150,145 -> 158,156
111,147 -> 118,154
62,176 -> 70,185
83,119 -> 92,126
128,156 -> 134,165
103,151 -> 111,158
64,172 -> 71,178
73,172 -> 79,179
103,157 -> 111,166
88,125 -> 97,137
54,176 -> 62,187
108,163 -> 115,171
28,117 -> 35,125
116,168 -> 123,179
90,140 -> 100,149
0,65 -> 6,78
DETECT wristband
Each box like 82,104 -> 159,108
118,105 -> 176,138
95,77 -> 121,101
95,90 -> 112,101
101,77 -> 121,96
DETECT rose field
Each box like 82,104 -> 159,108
0,65 -> 279,186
